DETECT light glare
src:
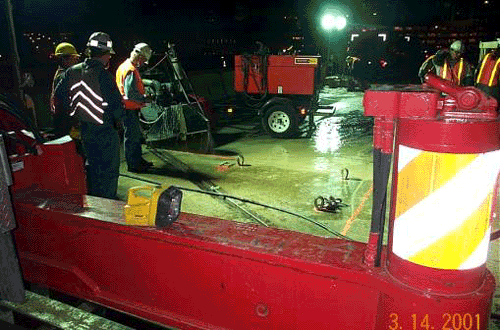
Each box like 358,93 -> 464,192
322,14 -> 347,31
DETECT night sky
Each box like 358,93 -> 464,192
7,0 -> 462,44
11,0 -> 461,33
5,0 -> 499,62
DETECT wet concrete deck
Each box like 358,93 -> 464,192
118,98 -> 374,240
115,86 -> 500,329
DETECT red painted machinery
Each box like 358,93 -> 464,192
2,73 -> 498,329
232,51 -> 321,138
234,55 -> 318,96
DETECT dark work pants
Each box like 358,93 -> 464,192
123,110 -> 143,170
80,122 -> 120,200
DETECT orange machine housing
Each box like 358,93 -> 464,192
234,55 -> 319,96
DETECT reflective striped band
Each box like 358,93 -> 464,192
69,80 -> 105,125
71,80 -> 103,101
489,58 -> 500,87
441,62 -> 447,79
71,91 -> 105,113
476,53 -> 500,87
392,145 -> 500,270
476,53 -> 491,84
457,58 -> 464,84
441,58 -> 464,84
74,103 -> 104,125
89,39 -> 113,49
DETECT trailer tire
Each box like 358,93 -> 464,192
262,104 -> 299,138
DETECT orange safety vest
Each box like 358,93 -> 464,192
439,58 -> 465,85
476,53 -> 500,87
116,58 -> 146,110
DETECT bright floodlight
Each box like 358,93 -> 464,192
321,14 -> 347,31
335,16 -> 347,30
322,14 -> 336,30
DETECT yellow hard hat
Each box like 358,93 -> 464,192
54,42 -> 79,57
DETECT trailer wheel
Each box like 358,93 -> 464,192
262,104 -> 299,138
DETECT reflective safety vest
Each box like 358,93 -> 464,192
116,58 -> 145,110
67,62 -> 107,125
439,58 -> 465,85
476,52 -> 500,87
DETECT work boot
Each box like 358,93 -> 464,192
141,158 -> 153,167
128,162 -> 152,173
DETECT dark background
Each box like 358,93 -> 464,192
5,0 -> 500,67
8,0 -> 500,51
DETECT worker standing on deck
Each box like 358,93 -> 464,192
418,40 -> 474,86
53,32 -> 124,199
116,43 -> 154,173
50,42 -> 80,138
475,46 -> 500,100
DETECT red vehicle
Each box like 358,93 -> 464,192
0,73 -> 497,329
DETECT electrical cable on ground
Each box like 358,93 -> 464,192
144,147 -> 273,226
119,172 -> 351,240
145,148 -> 247,166
176,185 -> 350,239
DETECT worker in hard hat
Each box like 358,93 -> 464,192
53,32 -> 125,200
475,46 -> 500,100
50,42 -> 80,138
116,43 -> 154,173
419,40 -> 474,86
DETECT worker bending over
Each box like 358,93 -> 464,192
116,43 -> 154,173
418,40 -> 474,86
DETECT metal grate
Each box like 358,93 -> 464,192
139,102 -> 208,143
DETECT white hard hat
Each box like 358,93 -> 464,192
450,40 -> 464,53
87,32 -> 115,54
132,43 -> 152,64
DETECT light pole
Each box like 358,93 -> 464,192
321,13 -> 347,77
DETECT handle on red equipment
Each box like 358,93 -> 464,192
424,73 -> 496,113
424,73 -> 457,96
